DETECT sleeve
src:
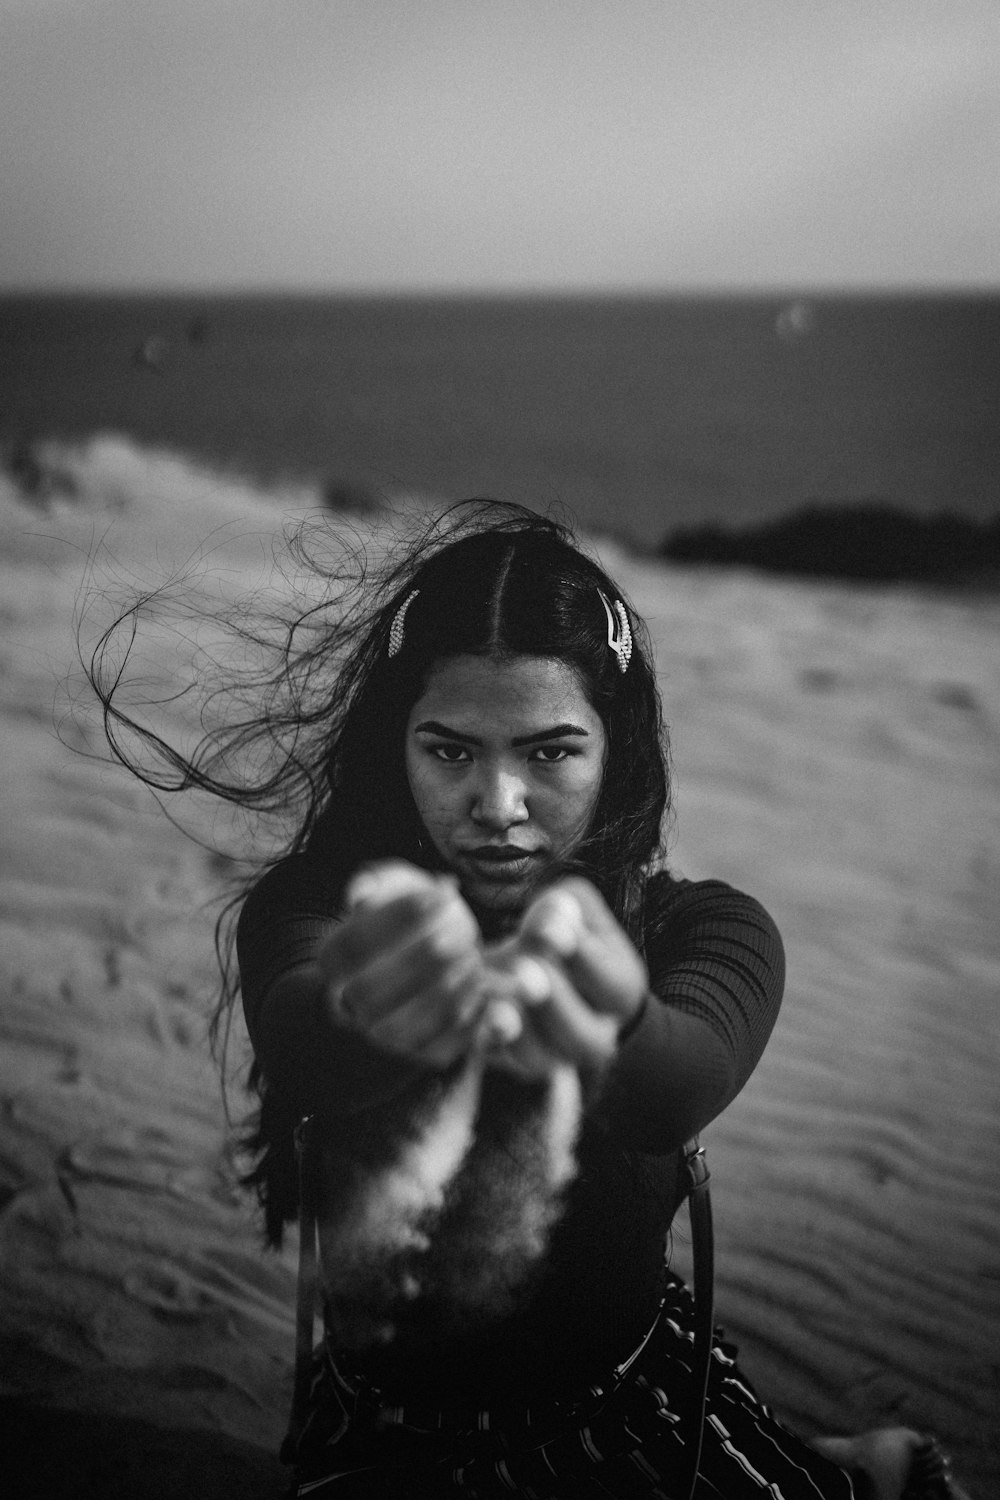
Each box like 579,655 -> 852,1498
237,853 -> 431,1117
237,854 -> 343,1054
596,876 -> 785,1153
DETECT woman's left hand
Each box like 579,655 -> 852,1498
482,878 -> 648,1078
520,878 -> 648,1028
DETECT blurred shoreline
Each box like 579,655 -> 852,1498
3,292 -> 998,549
5,432 -> 999,593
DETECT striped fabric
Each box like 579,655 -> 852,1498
288,1277 -> 857,1499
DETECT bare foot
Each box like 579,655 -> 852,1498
811,1428 -> 923,1500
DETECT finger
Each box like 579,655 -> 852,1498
511,957 -> 618,1071
346,860 -> 461,913
518,886 -> 585,960
470,997 -> 524,1052
368,1010 -> 477,1069
525,875 -> 618,937
522,879 -> 646,1021
471,959 -> 557,1077
484,1028 -> 554,1081
566,924 -> 646,1021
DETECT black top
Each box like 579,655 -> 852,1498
237,856 -> 784,1401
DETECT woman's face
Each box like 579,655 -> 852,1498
405,655 -> 607,919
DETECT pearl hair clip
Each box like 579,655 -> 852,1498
598,590 -> 633,674
387,589 -> 419,658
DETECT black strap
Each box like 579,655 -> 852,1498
682,1136 -> 714,1500
285,1119 -> 715,1500
285,1114 -> 319,1459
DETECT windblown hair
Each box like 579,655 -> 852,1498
83,499 -> 671,1240
311,503 -> 670,937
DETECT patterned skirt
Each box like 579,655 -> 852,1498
287,1276 -> 857,1499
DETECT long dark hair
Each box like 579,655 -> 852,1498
315,504 -> 670,935
84,500 -> 671,1235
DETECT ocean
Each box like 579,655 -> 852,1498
1,292 -> 997,548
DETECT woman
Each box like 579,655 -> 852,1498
226,505 -> 959,1500
91,501 -> 959,1498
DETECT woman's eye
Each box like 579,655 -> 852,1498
531,746 -> 571,764
430,743 -> 470,764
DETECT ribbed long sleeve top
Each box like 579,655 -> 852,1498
237,857 -> 784,1402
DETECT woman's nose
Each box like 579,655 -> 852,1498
471,767 -> 529,829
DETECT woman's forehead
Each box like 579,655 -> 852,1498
410,655 -> 600,733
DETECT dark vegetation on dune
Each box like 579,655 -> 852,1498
660,502 -> 1000,586
5,440 -> 998,592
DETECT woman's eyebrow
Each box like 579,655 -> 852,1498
412,720 -> 590,747
511,724 -> 590,747
413,720 -> 481,744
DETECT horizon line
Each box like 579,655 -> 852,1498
2,281 -> 998,301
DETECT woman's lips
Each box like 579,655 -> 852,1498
459,847 -> 540,881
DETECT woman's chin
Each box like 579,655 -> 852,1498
459,871 -> 535,926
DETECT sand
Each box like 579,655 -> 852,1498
1,437 -> 997,1496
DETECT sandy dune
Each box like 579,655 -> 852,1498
1,439 -> 997,1495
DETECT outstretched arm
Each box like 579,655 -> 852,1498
493,873 -> 784,1153
598,877 -> 785,1152
239,858 -> 782,1152
238,860 -> 457,1128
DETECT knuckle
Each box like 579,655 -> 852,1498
437,888 -> 479,938
423,905 -> 478,966
422,921 -> 457,965
556,875 -> 596,908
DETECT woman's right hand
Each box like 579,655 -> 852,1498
315,862 -> 489,1069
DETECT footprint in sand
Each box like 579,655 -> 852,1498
60,1130 -> 218,1201
123,1262 -> 217,1320
0,1179 -> 27,1214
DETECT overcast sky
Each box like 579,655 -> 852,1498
2,0 -> 998,293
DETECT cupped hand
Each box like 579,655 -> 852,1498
482,877 -> 649,1080
519,878 -> 648,1027
315,861 -> 489,1068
